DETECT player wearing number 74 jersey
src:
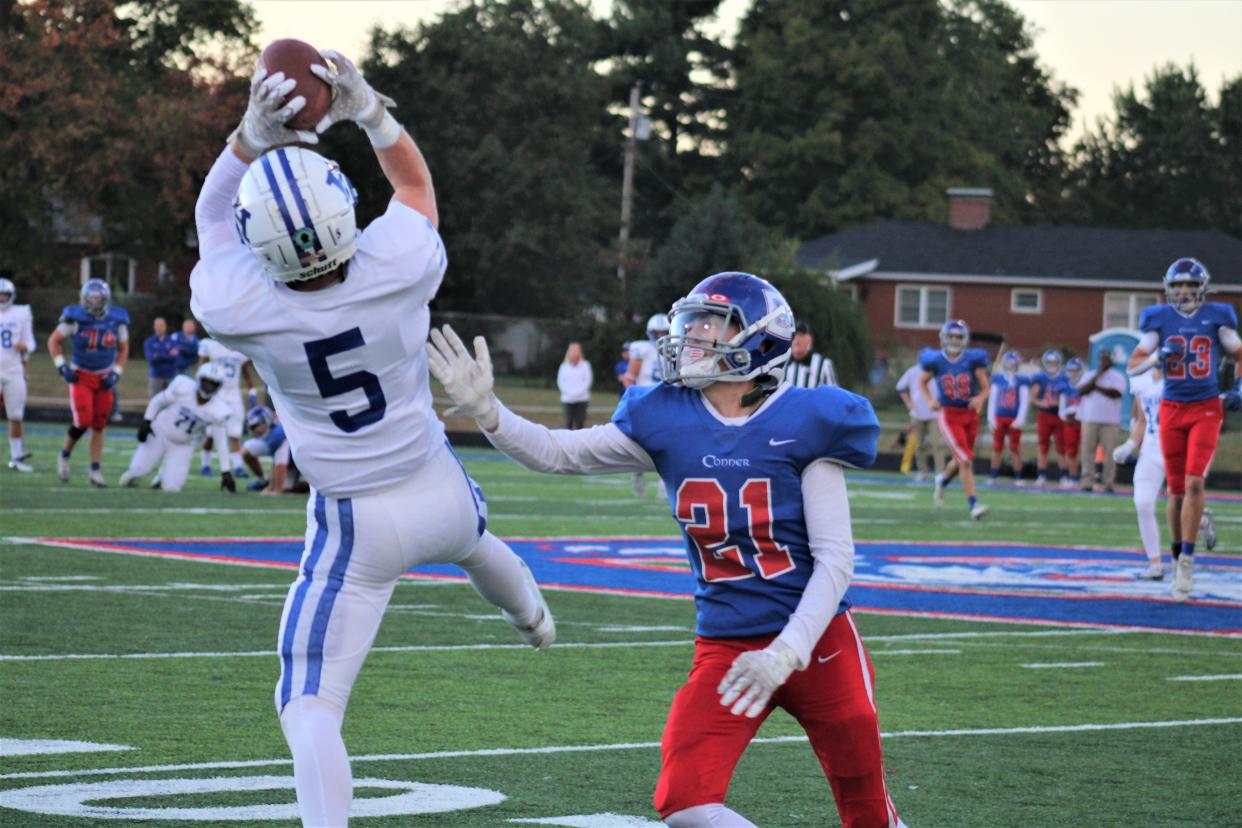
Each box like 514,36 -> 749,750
189,52 -> 555,827
1128,257 -> 1242,601
429,271 -> 907,828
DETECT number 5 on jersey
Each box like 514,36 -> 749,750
304,328 -> 387,433
676,478 -> 796,581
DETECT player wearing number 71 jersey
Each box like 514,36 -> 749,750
189,51 -> 554,827
429,271 -> 907,828
1127,257 -> 1242,601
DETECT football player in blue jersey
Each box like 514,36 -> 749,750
1028,350 -> 1071,486
46,279 -> 130,487
987,350 -> 1029,484
1057,357 -> 1085,488
918,320 -> 991,518
429,272 -> 907,828
1126,258 -> 1242,601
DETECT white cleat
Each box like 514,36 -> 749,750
1034,474 -> 1047,487
119,471 -> 135,488
1200,508 -> 1217,552
1058,476 -> 1074,489
501,559 -> 556,651
57,455 -> 70,483
932,475 -> 946,507
1135,563 -> 1164,581
1171,557 -> 1194,602
7,459 -> 33,473
970,503 -> 990,520
89,470 -> 108,488
632,474 -> 646,498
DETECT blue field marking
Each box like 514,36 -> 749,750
27,537 -> 1242,636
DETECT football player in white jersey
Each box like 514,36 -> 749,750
119,363 -> 235,492
197,337 -> 257,476
0,277 -> 36,472
1113,369 -> 1167,579
188,52 -> 554,827
624,312 -> 669,496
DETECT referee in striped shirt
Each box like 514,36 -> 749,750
783,322 -> 837,388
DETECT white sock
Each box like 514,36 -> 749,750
665,804 -> 758,827
231,452 -> 243,470
201,449 -> 211,468
280,695 -> 352,828
456,531 -> 539,626
1136,499 -> 1161,563
9,438 -> 21,460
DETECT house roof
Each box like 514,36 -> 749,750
798,221 -> 1242,290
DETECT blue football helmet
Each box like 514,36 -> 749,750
939,319 -> 969,356
1002,350 -> 1021,372
80,278 -> 111,319
657,272 -> 795,389
1041,350 -> 1062,374
1163,257 -> 1209,313
246,404 -> 275,434
1065,357 -> 1085,377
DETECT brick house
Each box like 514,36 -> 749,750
797,189 -> 1242,358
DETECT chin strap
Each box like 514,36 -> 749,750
740,374 -> 780,408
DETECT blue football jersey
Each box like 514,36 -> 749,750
1030,371 -> 1068,412
264,424 -> 287,455
919,347 -> 989,409
61,305 -> 129,373
1060,386 -> 1082,417
1139,302 -> 1239,402
991,373 -> 1028,418
612,383 -> 879,639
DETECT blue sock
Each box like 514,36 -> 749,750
968,495 -> 977,509
90,462 -> 100,472
1180,541 -> 1195,558
60,449 -> 71,459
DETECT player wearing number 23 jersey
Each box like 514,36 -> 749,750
430,271 -> 907,827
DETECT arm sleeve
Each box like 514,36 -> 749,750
195,147 -> 250,259
1058,393 -> 1068,419
21,311 -> 35,352
116,324 -> 128,344
485,403 -> 655,474
56,321 -> 78,337
772,460 -> 854,668
143,387 -> 174,421
212,425 -> 232,470
1137,331 -> 1159,351
1220,326 -> 1241,353
986,383 -> 998,423
273,440 -> 291,465
1016,383 -> 1030,425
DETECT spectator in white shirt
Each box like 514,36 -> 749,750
1076,351 -> 1127,492
895,362 -> 944,481
556,342 -> 593,430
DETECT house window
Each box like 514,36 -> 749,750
895,285 -> 950,329
1010,288 -> 1043,314
1102,292 -> 1161,330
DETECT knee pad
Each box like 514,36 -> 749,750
67,426 -> 87,441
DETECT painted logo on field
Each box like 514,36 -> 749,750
23,537 -> 1242,636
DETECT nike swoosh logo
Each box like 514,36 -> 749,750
769,438 -> 796,446
817,650 -> 841,664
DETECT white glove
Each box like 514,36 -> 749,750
426,325 -> 500,430
311,50 -> 396,132
230,66 -> 317,159
1112,440 -> 1137,465
717,640 -> 800,719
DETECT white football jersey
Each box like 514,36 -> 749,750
198,338 -> 249,390
1129,371 -> 1164,454
0,304 -> 35,375
147,375 -> 232,445
191,200 -> 448,498
629,339 -> 661,387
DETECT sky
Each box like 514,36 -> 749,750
252,0 -> 1242,142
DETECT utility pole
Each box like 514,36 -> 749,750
617,82 -> 641,303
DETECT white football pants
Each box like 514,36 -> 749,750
0,371 -> 26,420
1133,443 -> 1165,562
124,434 -> 194,491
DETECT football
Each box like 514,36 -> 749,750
259,38 -> 332,131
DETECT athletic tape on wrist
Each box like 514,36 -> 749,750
364,111 -> 403,149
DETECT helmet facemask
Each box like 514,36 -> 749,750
1166,280 -> 1205,314
660,307 -> 747,389
197,376 -> 222,399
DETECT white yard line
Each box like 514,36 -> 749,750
1021,661 -> 1105,669
2,718 -> 1238,782
1166,674 -> 1242,681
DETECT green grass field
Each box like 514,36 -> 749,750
1,424 -> 1240,827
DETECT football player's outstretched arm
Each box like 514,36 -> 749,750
427,325 -> 654,475
970,366 -> 989,413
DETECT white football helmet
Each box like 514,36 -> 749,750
233,147 -> 358,283
0,278 -> 14,310
196,362 -> 226,398
646,313 -> 670,341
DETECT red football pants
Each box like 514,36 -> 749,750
1035,409 -> 1063,455
1159,397 -> 1223,495
654,612 -> 900,827
938,406 -> 979,463
991,416 -> 1022,455
69,370 -> 113,431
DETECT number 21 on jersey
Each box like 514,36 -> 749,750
675,478 -> 796,581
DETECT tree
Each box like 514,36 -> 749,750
725,0 -> 1077,238
1069,64 -> 1241,236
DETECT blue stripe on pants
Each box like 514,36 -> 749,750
279,493 -> 328,710
302,498 -> 355,697
445,439 -> 487,537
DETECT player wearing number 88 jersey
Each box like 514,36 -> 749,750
189,50 -> 555,828
428,271 -> 908,827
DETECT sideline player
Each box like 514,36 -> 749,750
119,363 -> 235,493
624,312 -> 670,497
47,279 -> 129,487
198,337 -> 257,477
987,350 -> 1028,484
1057,357 -> 1085,488
1029,350 -> 1069,486
1127,258 -> 1242,600
0,277 -> 36,472
240,405 -> 291,493
429,272 -> 907,828
919,319 -> 990,518
188,53 -> 554,826
1113,368 -> 1167,579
